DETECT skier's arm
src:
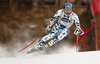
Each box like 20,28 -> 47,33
73,14 -> 84,35
46,10 -> 61,31
74,14 -> 80,27
46,16 -> 58,31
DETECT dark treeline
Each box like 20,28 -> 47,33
0,0 -> 87,13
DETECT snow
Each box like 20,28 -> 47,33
30,25 -> 37,28
0,51 -> 100,64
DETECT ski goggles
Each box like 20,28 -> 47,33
64,8 -> 72,13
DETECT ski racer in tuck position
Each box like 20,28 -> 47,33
33,3 -> 84,51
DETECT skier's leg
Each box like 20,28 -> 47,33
39,32 -> 57,44
34,23 -> 60,49
34,32 -> 56,49
54,28 -> 69,43
45,28 -> 69,47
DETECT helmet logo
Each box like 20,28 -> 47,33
65,4 -> 72,9
67,5 -> 70,8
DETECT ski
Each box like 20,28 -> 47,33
26,47 -> 43,54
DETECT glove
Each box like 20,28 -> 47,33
74,29 -> 82,35
46,25 -> 52,31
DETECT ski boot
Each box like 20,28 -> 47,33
45,39 -> 56,48
26,43 -> 43,54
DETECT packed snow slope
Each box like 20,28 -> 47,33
0,51 -> 100,64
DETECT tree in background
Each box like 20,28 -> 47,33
32,0 -> 38,10
60,0 -> 67,8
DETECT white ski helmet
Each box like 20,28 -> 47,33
64,3 -> 73,13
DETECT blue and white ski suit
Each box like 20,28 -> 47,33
38,9 -> 81,46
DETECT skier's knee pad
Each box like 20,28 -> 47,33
49,32 -> 56,38
38,39 -> 45,46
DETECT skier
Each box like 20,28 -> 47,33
32,3 -> 84,51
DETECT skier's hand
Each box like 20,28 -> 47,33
46,25 -> 52,31
74,29 -> 82,36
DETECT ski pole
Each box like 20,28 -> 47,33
70,20 -> 99,48
18,29 -> 46,53
76,35 -> 78,52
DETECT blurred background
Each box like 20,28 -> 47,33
0,0 -> 100,57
